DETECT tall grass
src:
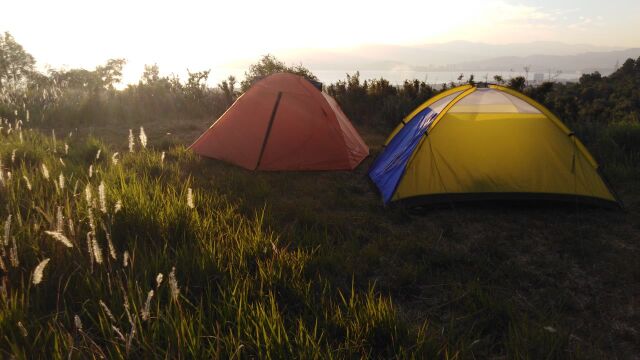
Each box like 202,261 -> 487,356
0,128 -> 447,358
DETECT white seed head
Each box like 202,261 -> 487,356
9,236 -> 19,267
44,230 -> 73,248
114,200 -> 123,213
86,232 -> 94,265
51,129 -> 57,151
58,173 -> 65,190
74,315 -> 83,331
56,206 -> 64,232
92,233 -> 103,264
112,325 -> 126,342
41,164 -> 50,180
98,181 -> 107,213
22,175 -> 32,190
544,326 -> 557,333
17,321 -> 28,337
32,258 -> 51,285
99,300 -> 117,322
169,266 -> 180,301
187,188 -> 194,209
141,289 -> 154,321
87,210 -> 96,232
139,127 -> 147,149
102,223 -> 117,260
156,273 -> 163,288
67,218 -> 75,237
128,129 -> 135,153
3,215 -> 11,246
85,184 -> 92,204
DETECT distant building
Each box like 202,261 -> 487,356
533,73 -> 545,83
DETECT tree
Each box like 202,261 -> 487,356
0,32 -> 36,89
141,64 -> 160,84
95,58 -> 126,90
508,76 -> 526,92
493,75 -> 504,85
185,69 -> 210,102
218,75 -> 237,106
241,54 -> 317,91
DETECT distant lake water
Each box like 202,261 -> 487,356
211,68 -> 601,87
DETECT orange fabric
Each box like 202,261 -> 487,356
190,73 -> 369,171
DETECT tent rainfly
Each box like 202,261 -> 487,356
190,73 -> 369,171
369,84 -> 620,207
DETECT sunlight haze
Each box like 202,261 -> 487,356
3,0 -> 639,84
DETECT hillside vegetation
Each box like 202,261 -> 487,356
1,33 -> 639,358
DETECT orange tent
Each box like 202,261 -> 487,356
190,73 -> 369,170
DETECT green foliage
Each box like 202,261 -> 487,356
326,72 -> 437,128
218,76 -> 237,108
508,76 -> 526,92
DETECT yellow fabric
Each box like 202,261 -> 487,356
449,104 -> 524,113
489,85 -> 598,168
393,111 -> 616,202
426,87 -> 476,133
383,85 -> 472,145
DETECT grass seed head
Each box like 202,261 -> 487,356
141,290 -> 154,321
22,175 -> 32,190
56,206 -> 64,232
32,258 -> 51,285
99,300 -> 117,322
45,230 -> 73,248
91,232 -> 103,264
85,184 -> 92,205
99,181 -> 107,213
41,163 -> 50,180
187,188 -> 194,209
169,266 -> 180,301
139,127 -> 147,149
3,215 -> 11,246
74,315 -> 83,332
128,129 -> 135,153
17,321 -> 28,337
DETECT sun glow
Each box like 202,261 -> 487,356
2,0 -> 639,84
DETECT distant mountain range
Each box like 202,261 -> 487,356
228,41 -> 640,74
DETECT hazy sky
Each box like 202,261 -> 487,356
2,0 -> 639,83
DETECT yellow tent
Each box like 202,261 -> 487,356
369,84 -> 620,207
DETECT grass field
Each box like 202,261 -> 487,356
1,115 -> 639,358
